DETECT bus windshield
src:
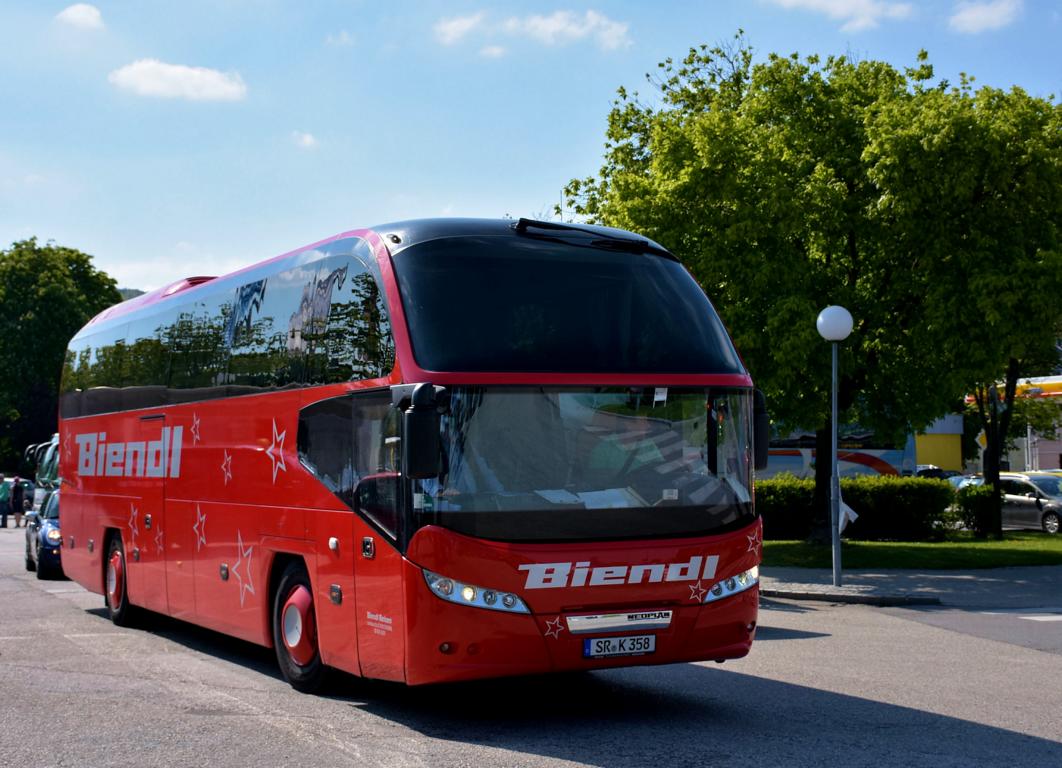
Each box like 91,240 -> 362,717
413,387 -> 754,542
391,235 -> 743,374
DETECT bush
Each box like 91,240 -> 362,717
955,484 -> 997,539
757,473 -> 816,539
841,476 -> 955,541
756,474 -> 956,541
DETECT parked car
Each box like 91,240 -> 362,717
999,472 -> 1061,534
948,474 -> 984,491
25,490 -> 63,578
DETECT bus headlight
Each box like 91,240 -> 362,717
423,570 -> 530,614
703,566 -> 759,603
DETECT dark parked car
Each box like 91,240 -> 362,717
25,490 -> 63,578
999,473 -> 1061,534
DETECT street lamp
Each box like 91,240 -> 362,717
817,305 -> 853,587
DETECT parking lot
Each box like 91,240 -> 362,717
2,526 -> 1061,767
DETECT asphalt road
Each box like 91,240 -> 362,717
1,526 -> 1060,768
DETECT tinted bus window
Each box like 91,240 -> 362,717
227,260 -> 318,390
304,251 -> 395,385
169,293 -> 231,391
392,236 -> 743,374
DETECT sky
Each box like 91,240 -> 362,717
1,1 -> 1059,290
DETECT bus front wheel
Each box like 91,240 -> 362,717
105,536 -> 135,626
272,561 -> 325,693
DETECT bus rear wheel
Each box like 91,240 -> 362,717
105,536 -> 135,626
272,561 -> 325,693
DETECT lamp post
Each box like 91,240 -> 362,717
817,305 -> 853,587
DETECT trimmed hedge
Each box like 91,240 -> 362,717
758,473 -> 956,542
955,484 -> 997,539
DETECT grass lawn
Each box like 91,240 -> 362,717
762,531 -> 1062,569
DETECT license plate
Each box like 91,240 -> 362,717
583,634 -> 656,658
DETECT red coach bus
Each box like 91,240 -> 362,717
58,218 -> 768,691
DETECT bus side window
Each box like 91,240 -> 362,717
298,390 -> 401,540
352,393 -> 402,539
298,395 -> 355,507
304,247 -> 396,385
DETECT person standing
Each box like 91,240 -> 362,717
0,474 -> 8,528
11,476 -> 25,528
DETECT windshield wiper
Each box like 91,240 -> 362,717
513,218 -> 675,260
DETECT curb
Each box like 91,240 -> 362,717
761,587 -> 941,606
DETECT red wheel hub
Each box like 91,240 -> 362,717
107,549 -> 124,609
280,585 -> 317,666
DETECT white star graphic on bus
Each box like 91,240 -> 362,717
265,419 -> 287,483
232,530 -> 255,607
688,581 -> 707,602
128,504 -> 139,543
193,505 -> 207,551
155,525 -> 164,555
221,450 -> 232,485
544,617 -> 564,639
747,531 -> 761,553
191,413 -> 201,445
63,432 -> 71,459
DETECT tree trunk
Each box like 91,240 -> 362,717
808,424 -> 832,543
974,357 -> 1021,540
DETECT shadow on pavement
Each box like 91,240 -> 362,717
78,603 -> 1061,767
332,664 -> 1062,767
751,625 -> 830,641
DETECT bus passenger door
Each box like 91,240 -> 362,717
351,393 -> 407,682
133,414 -> 170,613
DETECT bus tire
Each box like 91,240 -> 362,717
272,560 -> 325,693
35,544 -> 49,580
105,535 -> 136,626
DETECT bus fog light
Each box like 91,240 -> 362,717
423,570 -> 530,614
704,566 -> 760,604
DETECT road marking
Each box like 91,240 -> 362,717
0,636 -> 31,641
981,610 -> 1062,622
64,633 -> 122,638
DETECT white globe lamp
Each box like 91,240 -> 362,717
817,305 -> 853,342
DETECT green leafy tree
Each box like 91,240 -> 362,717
863,73 -> 1062,536
563,35 -> 1061,537
0,239 -> 121,467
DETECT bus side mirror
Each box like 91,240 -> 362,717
753,389 -> 769,471
403,383 -> 441,479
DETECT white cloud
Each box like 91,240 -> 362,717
948,0 -> 1022,34
435,12 -> 486,45
480,45 -> 506,58
108,59 -> 247,101
291,131 -> 317,149
767,0 -> 913,32
503,10 -> 631,49
326,30 -> 354,46
56,4 -> 104,30
111,243 -> 249,291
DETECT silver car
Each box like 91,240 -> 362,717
999,472 -> 1061,534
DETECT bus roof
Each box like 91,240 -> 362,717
78,219 -> 673,336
